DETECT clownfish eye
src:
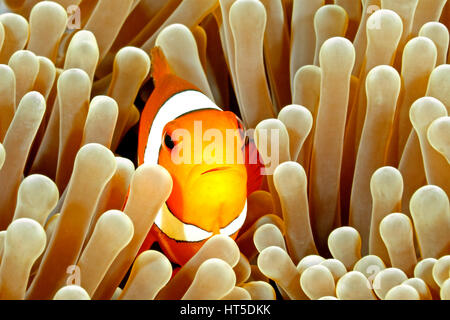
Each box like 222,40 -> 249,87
164,132 -> 175,149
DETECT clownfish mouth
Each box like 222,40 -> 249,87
201,167 -> 230,175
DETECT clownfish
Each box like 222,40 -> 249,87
137,47 -> 263,266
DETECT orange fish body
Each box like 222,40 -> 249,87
137,48 -> 262,265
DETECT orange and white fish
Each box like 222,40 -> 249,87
137,47 -> 263,266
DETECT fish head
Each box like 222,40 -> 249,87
158,109 -> 248,235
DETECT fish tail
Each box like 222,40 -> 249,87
150,46 -> 172,85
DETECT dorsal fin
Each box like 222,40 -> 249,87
150,46 -> 173,86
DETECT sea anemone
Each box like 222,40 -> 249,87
0,0 -> 449,301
